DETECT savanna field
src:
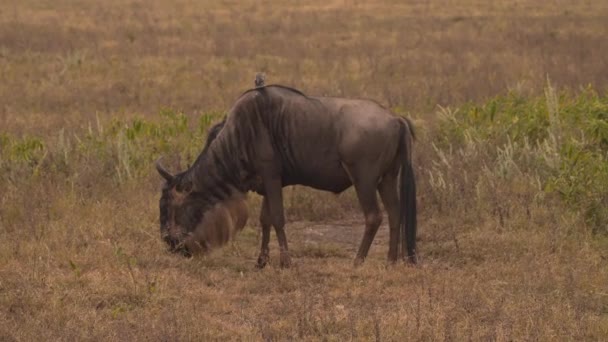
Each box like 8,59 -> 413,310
1,0 -> 608,340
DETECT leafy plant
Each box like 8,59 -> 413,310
435,85 -> 608,233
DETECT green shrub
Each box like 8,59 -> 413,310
0,109 -> 225,184
435,85 -> 608,233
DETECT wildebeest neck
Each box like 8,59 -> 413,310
186,152 -> 246,206
187,117 -> 254,201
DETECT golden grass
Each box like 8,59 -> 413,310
1,0 -> 608,340
2,182 -> 607,340
2,0 -> 608,133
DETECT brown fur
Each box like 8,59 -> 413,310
182,194 -> 249,255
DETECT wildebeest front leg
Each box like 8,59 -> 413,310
264,178 -> 291,268
256,196 -> 272,269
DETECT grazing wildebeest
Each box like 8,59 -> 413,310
156,84 -> 417,268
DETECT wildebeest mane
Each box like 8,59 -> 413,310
184,101 -> 261,205
202,118 -> 226,153
179,86 -> 296,202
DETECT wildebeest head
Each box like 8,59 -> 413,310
156,159 -> 197,255
156,159 -> 248,257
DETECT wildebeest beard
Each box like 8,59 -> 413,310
158,172 -> 248,256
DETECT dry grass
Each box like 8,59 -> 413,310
2,0 -> 608,133
1,1 -> 608,341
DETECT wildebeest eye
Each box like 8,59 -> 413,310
176,180 -> 193,193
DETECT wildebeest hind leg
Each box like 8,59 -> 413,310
353,178 -> 382,267
378,173 -> 400,263
256,196 -> 272,269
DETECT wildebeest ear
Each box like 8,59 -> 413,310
177,180 -> 193,193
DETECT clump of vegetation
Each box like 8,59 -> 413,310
429,83 -> 608,234
0,110 -> 225,184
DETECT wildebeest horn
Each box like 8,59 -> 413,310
155,158 -> 174,181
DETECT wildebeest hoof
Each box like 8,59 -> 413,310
353,257 -> 365,267
256,253 -> 269,269
279,252 -> 291,268
178,246 -> 193,258
406,255 -> 418,265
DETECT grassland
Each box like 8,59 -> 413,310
1,1 -> 608,341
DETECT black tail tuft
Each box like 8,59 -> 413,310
399,119 -> 417,263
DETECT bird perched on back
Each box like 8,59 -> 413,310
254,72 -> 266,88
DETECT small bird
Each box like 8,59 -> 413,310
254,72 -> 266,88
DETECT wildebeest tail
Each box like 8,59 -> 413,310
399,117 -> 417,263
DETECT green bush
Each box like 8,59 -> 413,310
0,109 -> 225,184
436,85 -> 608,233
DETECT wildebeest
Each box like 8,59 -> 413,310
156,84 -> 417,268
